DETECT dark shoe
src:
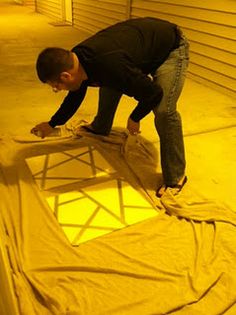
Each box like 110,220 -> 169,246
156,176 -> 187,198
80,125 -> 98,134
81,125 -> 109,136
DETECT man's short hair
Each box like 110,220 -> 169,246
36,47 -> 74,83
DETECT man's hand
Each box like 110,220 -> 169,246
126,117 -> 140,135
31,122 -> 54,138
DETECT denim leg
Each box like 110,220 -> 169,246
91,87 -> 122,135
153,34 -> 189,186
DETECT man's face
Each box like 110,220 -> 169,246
47,53 -> 86,92
48,72 -> 82,92
49,80 -> 65,93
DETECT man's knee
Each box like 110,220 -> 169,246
154,108 -> 181,126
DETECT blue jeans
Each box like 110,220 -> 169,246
91,30 -> 189,186
152,30 -> 189,185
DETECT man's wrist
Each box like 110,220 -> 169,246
129,114 -> 140,123
48,120 -> 56,128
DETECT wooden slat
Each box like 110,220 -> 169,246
37,8 -> 61,20
73,4 -> 125,20
73,10 -> 118,30
190,53 -> 236,79
74,0 -> 126,14
131,8 -> 236,40
132,0 -> 236,27
37,0 -> 61,8
73,0 -> 126,33
135,0 -> 236,13
36,0 -> 62,20
188,63 -> 236,92
187,73 -> 236,99
73,10 -> 116,30
184,29 -> 236,54
103,0 -> 126,5
189,41 -> 236,67
73,19 -> 102,34
37,3 -> 61,15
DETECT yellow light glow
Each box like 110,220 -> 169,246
26,146 -> 158,245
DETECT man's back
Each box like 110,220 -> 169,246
74,17 -> 179,74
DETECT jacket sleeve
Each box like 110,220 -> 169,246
48,81 -> 88,127
99,52 -> 163,122
127,68 -> 163,122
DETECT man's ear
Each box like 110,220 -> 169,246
60,71 -> 72,82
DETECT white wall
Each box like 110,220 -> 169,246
131,0 -> 236,97
36,0 -> 63,20
72,0 -> 127,34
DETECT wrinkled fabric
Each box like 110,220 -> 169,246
0,130 -> 236,315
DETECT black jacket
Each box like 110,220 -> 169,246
49,17 -> 180,127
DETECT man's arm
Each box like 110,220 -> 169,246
31,81 -> 88,138
124,67 -> 163,122
121,64 -> 163,135
100,52 -> 163,122
49,81 -> 88,127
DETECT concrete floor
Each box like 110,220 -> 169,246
1,1 -> 236,211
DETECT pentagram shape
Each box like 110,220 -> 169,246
26,146 -> 158,245
26,145 -> 116,190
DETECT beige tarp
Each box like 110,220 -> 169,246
1,130 -> 236,315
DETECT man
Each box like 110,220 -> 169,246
31,17 -> 189,197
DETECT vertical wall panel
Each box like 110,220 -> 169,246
130,0 -> 236,97
72,0 -> 127,34
36,0 -> 63,21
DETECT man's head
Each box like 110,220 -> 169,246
36,47 -> 86,92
